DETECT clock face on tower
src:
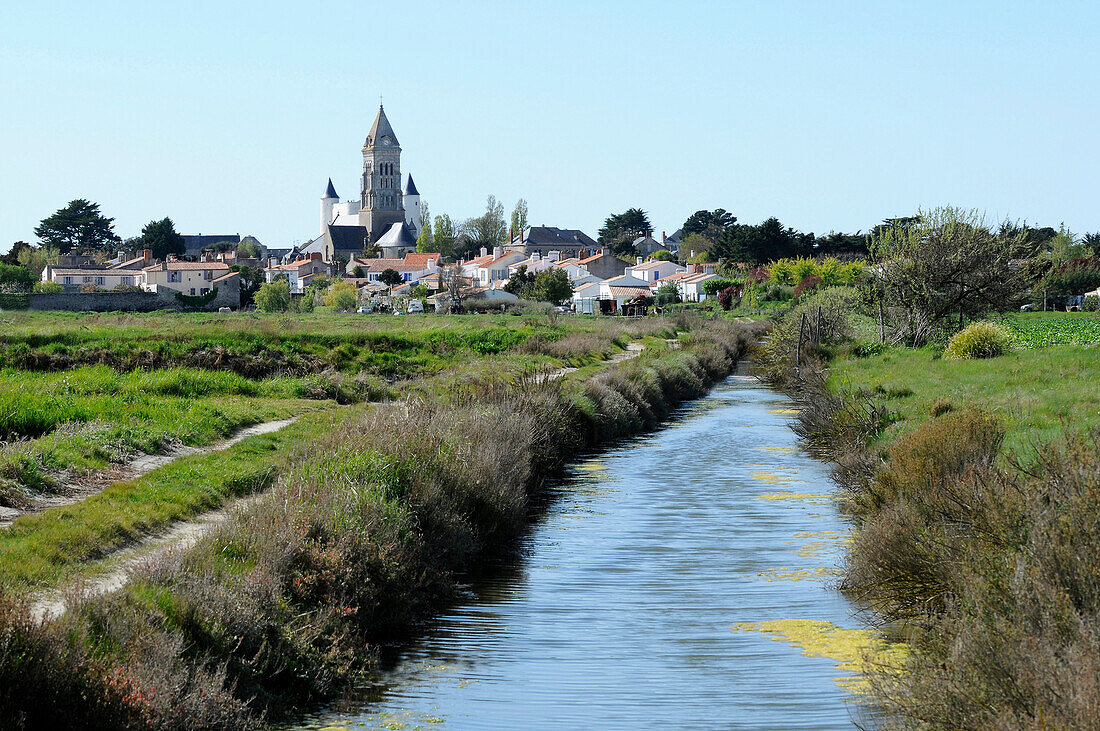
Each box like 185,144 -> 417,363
382,137 -> 391,146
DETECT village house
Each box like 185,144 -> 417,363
142,258 -> 232,297
576,248 -> 628,280
346,251 -> 440,285
597,274 -> 652,313
508,250 -> 561,277
508,226 -> 598,259
629,258 -> 685,283
42,266 -> 142,290
461,247 -> 524,286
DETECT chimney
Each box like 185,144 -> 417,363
268,257 -> 277,268
143,249 -> 151,262
662,231 -> 667,243
601,246 -> 609,256
548,250 -> 560,262
636,256 -> 643,265
480,246 -> 488,258
310,252 -> 322,261
493,246 -> 502,259
532,252 -> 541,261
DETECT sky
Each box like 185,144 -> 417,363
1,1 -> 1098,252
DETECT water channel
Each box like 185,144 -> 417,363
295,373 -> 861,730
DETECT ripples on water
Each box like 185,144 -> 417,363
294,376 -> 860,730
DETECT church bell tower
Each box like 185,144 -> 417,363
359,105 -> 406,242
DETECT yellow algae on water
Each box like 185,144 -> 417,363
757,566 -> 841,582
797,541 -> 828,558
756,446 -> 794,452
757,491 -> 829,501
752,471 -> 797,485
768,408 -> 801,414
732,619 -> 909,693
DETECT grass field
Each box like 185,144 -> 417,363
830,311 -> 1100,454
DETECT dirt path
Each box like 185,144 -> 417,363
535,341 -> 646,383
0,418 -> 296,530
31,491 -> 266,622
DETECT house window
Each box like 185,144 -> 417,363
95,277 -> 105,286
200,288 -> 209,295
63,276 -> 72,285
169,271 -> 181,283
122,277 -> 133,286
204,271 -> 213,280
83,276 -> 92,283
190,288 -> 196,295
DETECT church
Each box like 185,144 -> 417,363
301,105 -> 422,263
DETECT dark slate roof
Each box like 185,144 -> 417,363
324,178 -> 338,199
365,105 -> 399,149
376,221 -> 417,248
327,225 -> 367,252
666,228 -> 683,243
403,174 -> 419,196
519,226 -> 597,248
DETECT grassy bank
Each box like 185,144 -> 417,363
0,313 -> 665,510
0,315 -> 760,730
761,294 -> 1100,729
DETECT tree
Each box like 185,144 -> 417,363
655,280 -> 681,306
324,280 -> 358,311
1084,232 -> 1100,257
681,209 -> 736,242
871,207 -> 1030,345
416,200 -> 434,252
140,217 -> 186,260
532,268 -> 573,305
0,264 -> 34,290
432,214 -> 456,259
463,195 -> 507,249
254,279 -> 290,312
712,217 -> 808,264
379,268 -> 404,291
237,236 -> 261,259
16,244 -> 56,278
229,265 -> 265,306
1,241 -> 32,266
503,265 -> 535,297
648,249 -> 675,261
34,199 -> 121,253
598,208 -> 652,256
510,198 -> 528,241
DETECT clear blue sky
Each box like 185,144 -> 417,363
2,1 -> 1098,251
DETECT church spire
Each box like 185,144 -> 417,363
323,178 -> 338,199
364,104 -> 399,149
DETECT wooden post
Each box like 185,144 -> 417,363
878,300 -> 886,343
796,312 -> 806,377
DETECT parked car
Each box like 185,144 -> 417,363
407,299 -> 424,314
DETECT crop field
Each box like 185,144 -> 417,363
999,311 -> 1100,348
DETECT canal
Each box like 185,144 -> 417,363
295,373 -> 861,730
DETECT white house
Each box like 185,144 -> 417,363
572,280 -> 602,315
508,251 -> 560,277
598,274 -> 652,312
629,259 -> 685,283
143,259 -> 231,296
461,247 -> 524,286
43,267 -> 141,290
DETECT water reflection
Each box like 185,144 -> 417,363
293,377 -> 861,730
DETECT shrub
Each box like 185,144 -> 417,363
323,280 -> 358,312
793,275 -> 822,300
254,280 -> 290,312
943,321 -> 1012,360
1084,294 -> 1099,312
717,285 -> 738,311
32,281 -> 64,294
